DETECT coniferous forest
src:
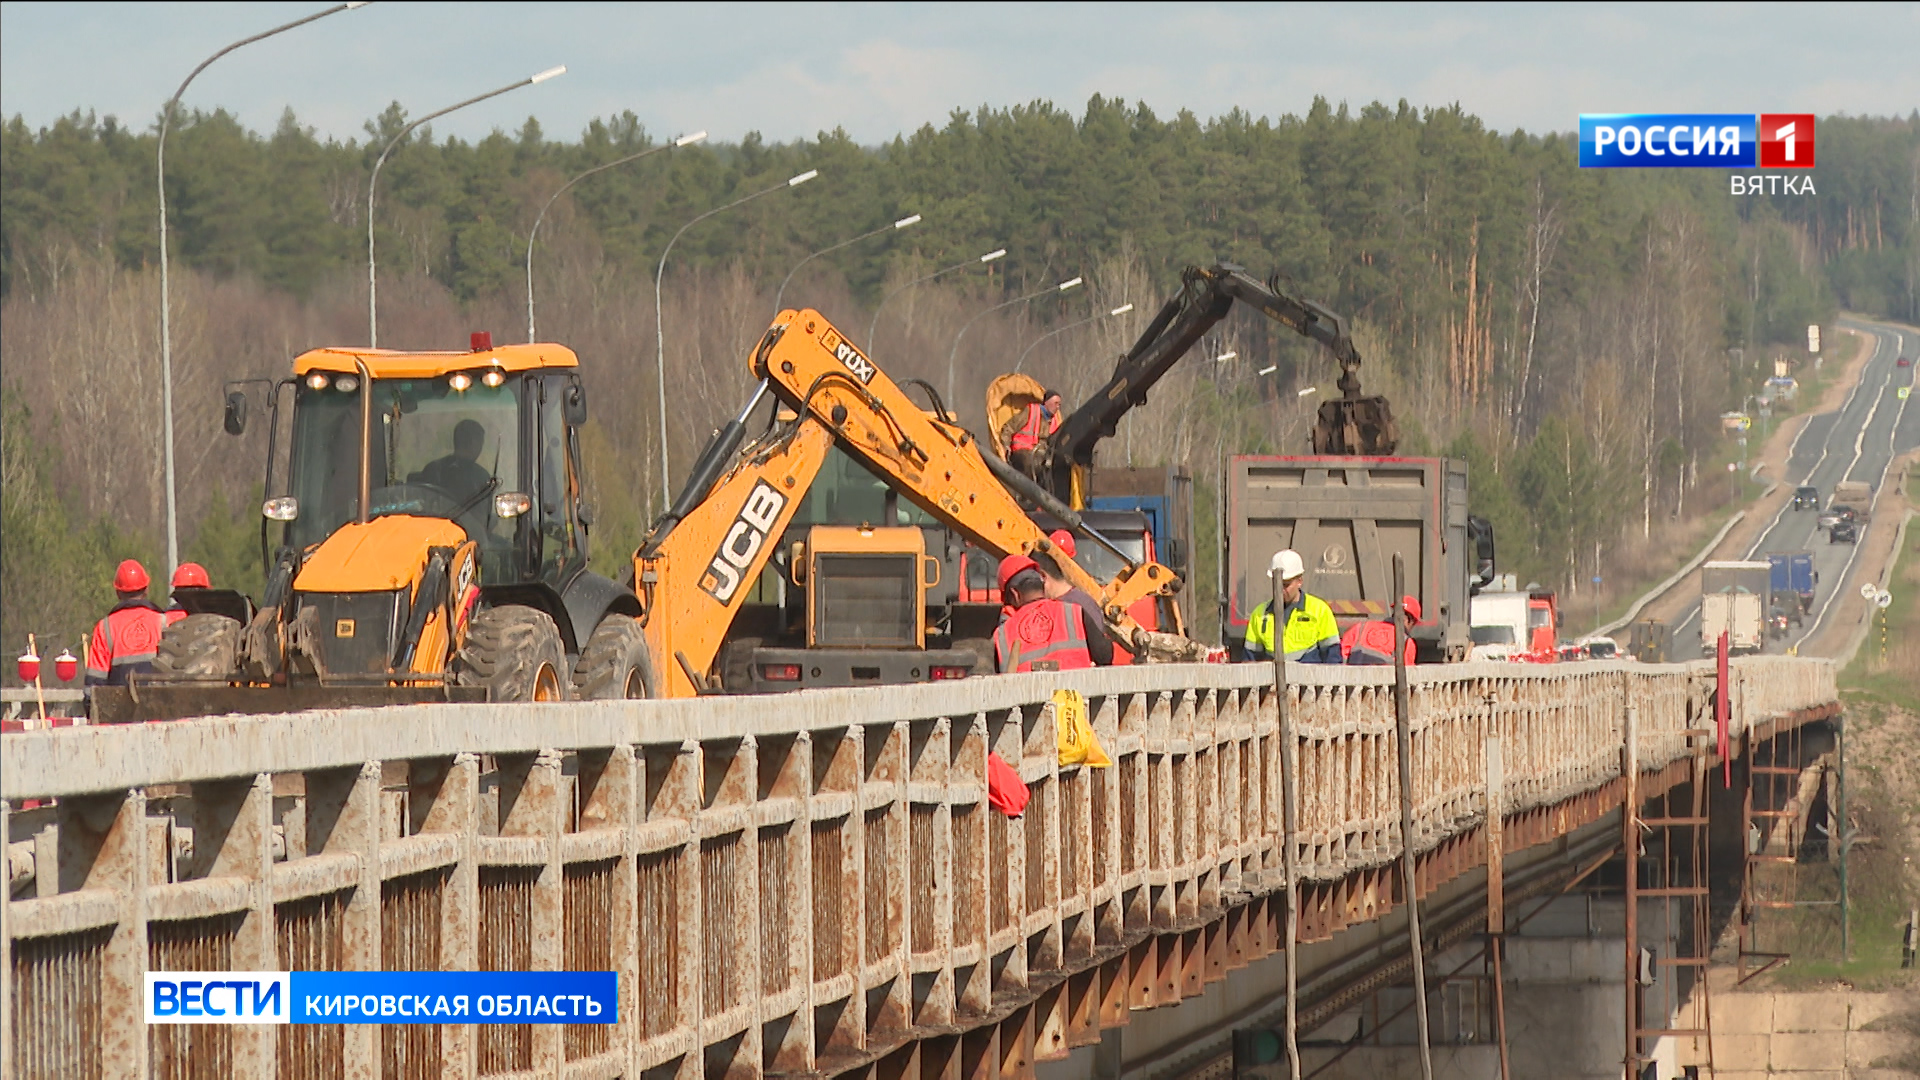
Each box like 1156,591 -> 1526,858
3,96 -> 1916,652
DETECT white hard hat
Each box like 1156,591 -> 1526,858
1270,549 -> 1306,580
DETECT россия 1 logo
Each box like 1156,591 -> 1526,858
1579,114 -> 1815,194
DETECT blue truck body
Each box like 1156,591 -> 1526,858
1767,553 -> 1815,613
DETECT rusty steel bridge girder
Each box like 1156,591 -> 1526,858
0,658 -> 1836,1079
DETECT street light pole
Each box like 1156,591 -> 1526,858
368,65 -> 567,347
526,130 -> 706,341
773,213 -> 921,314
653,168 -> 820,506
155,0 -> 368,577
1014,303 -> 1133,372
946,276 -> 1082,404
867,247 -> 1006,351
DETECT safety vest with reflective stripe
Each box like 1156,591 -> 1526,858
1246,594 -> 1342,663
994,597 -> 1094,673
1341,619 -> 1413,666
86,599 -> 168,685
1009,403 -> 1059,452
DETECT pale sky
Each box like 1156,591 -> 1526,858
2,2 -> 1915,146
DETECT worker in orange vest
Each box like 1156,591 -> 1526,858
1341,594 -> 1421,666
1035,532 -> 1113,665
993,555 -> 1095,673
166,562 -> 211,626
86,560 -> 170,686
1005,389 -> 1064,476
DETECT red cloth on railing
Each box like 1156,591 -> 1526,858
987,752 -> 1030,818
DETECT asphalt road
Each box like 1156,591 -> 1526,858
1669,318 -> 1917,660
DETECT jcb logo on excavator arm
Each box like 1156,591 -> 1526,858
700,480 -> 788,604
820,328 -> 876,384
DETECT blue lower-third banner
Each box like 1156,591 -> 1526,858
146,971 -> 617,1024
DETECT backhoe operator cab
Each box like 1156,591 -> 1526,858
149,335 -> 650,714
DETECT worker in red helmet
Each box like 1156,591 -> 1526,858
165,562 -> 212,626
1034,531 -> 1113,665
993,554 -> 1095,673
1341,595 -> 1422,666
86,560 -> 169,686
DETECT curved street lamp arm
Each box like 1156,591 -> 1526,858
155,0 -> 369,576
945,276 -> 1081,402
1015,311 -> 1098,372
653,169 -> 818,505
774,213 -> 918,315
528,131 -> 704,341
866,246 -> 1005,348
1015,302 -> 1134,372
369,67 -> 565,346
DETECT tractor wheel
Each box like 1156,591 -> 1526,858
718,637 -> 763,694
572,614 -> 658,699
154,613 -> 243,678
456,605 -> 571,702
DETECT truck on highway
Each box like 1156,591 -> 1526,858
1700,559 -> 1771,655
1831,481 -> 1872,521
1468,583 -> 1560,662
1225,456 -> 1496,662
1766,552 -> 1816,618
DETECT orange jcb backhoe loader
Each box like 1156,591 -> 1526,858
632,308 -> 1207,699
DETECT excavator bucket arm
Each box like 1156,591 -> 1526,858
753,310 -> 1201,661
1029,264 -> 1396,502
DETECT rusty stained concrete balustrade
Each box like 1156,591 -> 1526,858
0,657 -> 1836,1080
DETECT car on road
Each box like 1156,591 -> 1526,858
1829,519 -> 1859,544
1899,355 -> 1912,367
1817,504 -> 1858,530
1579,636 -> 1620,660
1791,485 -> 1820,510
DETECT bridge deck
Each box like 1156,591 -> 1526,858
0,658 -> 1836,1078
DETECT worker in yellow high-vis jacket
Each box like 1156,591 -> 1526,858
1244,549 -> 1342,664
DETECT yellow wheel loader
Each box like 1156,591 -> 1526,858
109,334 -> 650,721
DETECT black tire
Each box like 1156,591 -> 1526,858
572,614 -> 658,699
717,637 -> 763,694
456,605 -> 571,702
154,613 -> 243,678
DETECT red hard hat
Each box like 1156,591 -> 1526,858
114,559 -> 150,592
1048,530 -> 1077,558
999,554 -> 1039,592
1401,595 -> 1423,623
172,562 -> 211,589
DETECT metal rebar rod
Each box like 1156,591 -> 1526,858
1391,552 -> 1433,1080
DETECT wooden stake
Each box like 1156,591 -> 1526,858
1486,734 -> 1510,1080
1271,568 -> 1300,1080
1392,554 -> 1433,1080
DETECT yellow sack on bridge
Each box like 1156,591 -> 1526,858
1052,689 -> 1111,768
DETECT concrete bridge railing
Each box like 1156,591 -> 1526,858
0,657 -> 1836,1079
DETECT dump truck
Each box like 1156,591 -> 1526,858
1700,559 -> 1771,655
1225,456 -> 1496,662
1831,481 -> 1872,520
